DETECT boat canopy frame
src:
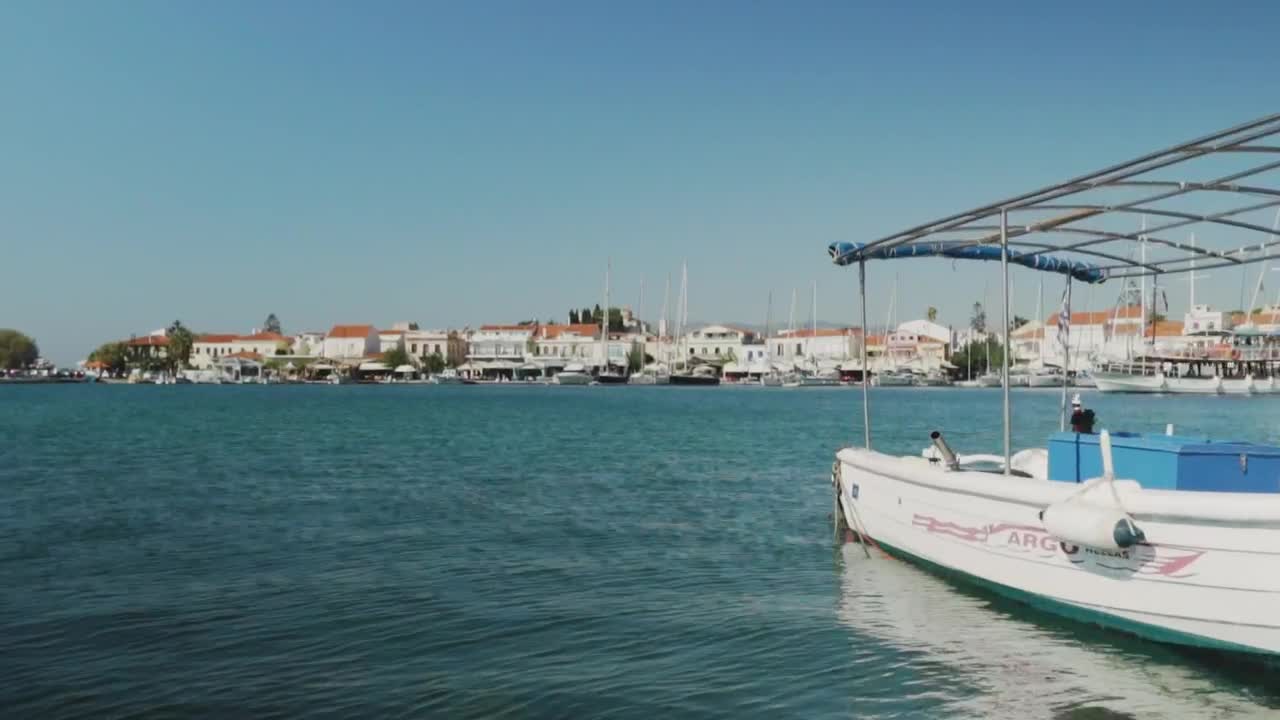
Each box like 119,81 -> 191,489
831,113 -> 1280,471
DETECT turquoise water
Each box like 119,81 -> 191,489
2,385 -> 1278,719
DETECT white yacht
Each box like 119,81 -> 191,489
554,363 -> 592,385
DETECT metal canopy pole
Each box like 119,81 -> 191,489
1000,209 -> 1012,474
1060,278 -> 1072,432
859,260 -> 871,449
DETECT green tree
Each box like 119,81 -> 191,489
626,342 -> 645,373
263,313 -> 282,334
970,302 -> 987,334
952,337 -> 1005,375
1012,315 -> 1029,330
0,330 -> 39,369
581,307 -> 593,325
382,346 -> 412,369
88,341 -> 128,373
424,352 -> 446,374
607,307 -> 624,332
591,304 -> 603,324
927,306 -> 938,322
569,309 -> 580,324
166,320 -> 195,370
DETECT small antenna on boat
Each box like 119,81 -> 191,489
1099,429 -> 1115,482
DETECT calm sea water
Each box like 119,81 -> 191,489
2,385 -> 1278,719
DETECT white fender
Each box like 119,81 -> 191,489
1042,499 -> 1136,552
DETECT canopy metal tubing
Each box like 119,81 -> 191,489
832,113 -> 1280,481
854,115 -> 1280,255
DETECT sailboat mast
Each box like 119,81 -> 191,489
660,274 -> 670,366
1037,277 -> 1044,366
601,260 -> 610,373
764,290 -> 773,362
811,281 -> 818,369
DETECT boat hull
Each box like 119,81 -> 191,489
834,448 -> 1280,657
1092,371 -> 1166,393
554,373 -> 592,386
628,374 -> 669,385
1027,374 -> 1065,388
596,374 -> 629,385
669,374 -> 720,386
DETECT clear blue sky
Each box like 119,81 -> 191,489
3,1 -> 1277,363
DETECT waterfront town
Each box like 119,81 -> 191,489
6,297 -> 1280,388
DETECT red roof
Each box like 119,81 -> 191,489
778,327 -> 860,339
85,360 -> 110,369
1046,305 -> 1143,326
224,351 -> 263,360
378,329 -> 405,336
127,335 -> 169,347
197,333 -> 239,344
1112,321 -> 1185,337
328,324 -> 374,339
539,323 -> 599,339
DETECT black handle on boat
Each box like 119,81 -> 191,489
931,431 -> 960,471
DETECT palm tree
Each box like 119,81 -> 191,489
166,320 -> 195,372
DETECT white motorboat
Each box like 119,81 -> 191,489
759,372 -> 784,387
430,369 -> 464,385
872,370 -> 915,387
554,363 -> 592,385
976,372 -> 1002,387
826,116 -> 1280,659
1026,368 -> 1065,388
915,370 -> 952,387
1091,369 -> 1166,393
1071,370 -> 1097,388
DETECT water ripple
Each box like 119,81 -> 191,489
2,385 -> 1278,718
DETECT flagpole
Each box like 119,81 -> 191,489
1060,278 -> 1072,432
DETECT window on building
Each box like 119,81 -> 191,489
796,343 -> 802,354
714,347 -> 720,355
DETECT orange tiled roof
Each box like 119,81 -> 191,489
1111,320 -> 1185,337
378,329 -> 405,336
224,351 -> 263,360
540,323 -> 599,339
196,334 -> 239,344
1046,305 -> 1143,326
127,335 -> 169,347
328,324 -> 374,338
778,327 -> 861,338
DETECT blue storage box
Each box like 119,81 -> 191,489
1047,431 -> 1280,493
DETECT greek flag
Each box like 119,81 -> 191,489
1057,286 -> 1071,353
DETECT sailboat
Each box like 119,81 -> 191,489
596,261 -> 628,384
669,262 -> 720,386
760,290 -> 784,386
630,275 -> 670,385
795,282 -> 839,386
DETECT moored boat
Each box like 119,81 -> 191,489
824,115 -> 1280,658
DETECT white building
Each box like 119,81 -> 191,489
377,329 -> 406,354
683,325 -> 755,363
291,332 -> 325,357
467,324 -> 536,362
532,323 -> 599,362
405,329 -> 464,365
189,331 -> 289,369
771,328 -> 862,366
323,324 -> 379,360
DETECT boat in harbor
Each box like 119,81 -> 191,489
554,363 -> 592,385
826,115 -> 1280,658
872,369 -> 915,387
669,364 -> 719,386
